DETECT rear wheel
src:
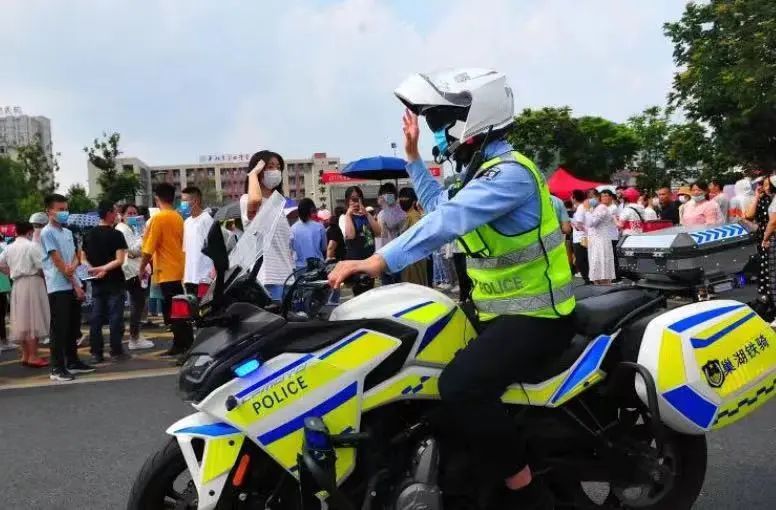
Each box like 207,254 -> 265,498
561,429 -> 707,510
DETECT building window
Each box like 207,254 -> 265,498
122,164 -> 134,172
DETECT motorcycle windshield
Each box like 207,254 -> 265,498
228,191 -> 286,279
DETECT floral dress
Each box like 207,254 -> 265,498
755,193 -> 774,300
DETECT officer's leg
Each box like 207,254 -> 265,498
438,314 -> 573,507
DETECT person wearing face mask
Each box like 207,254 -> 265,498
339,185 -> 381,296
0,235 -> 14,353
138,183 -> 193,358
40,193 -> 95,381
329,69 -> 575,509
240,150 -> 294,302
82,201 -> 130,363
0,222 -> 50,368
397,187 -> 429,287
181,186 -> 215,298
376,182 -> 406,285
116,204 -> 155,351
680,181 -> 723,227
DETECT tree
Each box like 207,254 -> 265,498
508,107 -> 577,171
627,107 -> 672,190
562,116 -> 640,182
665,0 -> 776,171
509,107 -> 638,181
16,133 -> 58,195
84,132 -> 140,204
0,157 -> 41,222
66,184 -> 96,213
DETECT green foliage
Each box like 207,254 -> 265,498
0,157 -> 42,223
665,0 -> 776,171
66,184 -> 96,214
15,133 -> 58,195
507,107 -> 576,171
84,132 -> 140,204
563,116 -> 640,182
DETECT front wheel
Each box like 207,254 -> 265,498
127,438 -> 298,510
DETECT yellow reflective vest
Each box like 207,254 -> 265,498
457,151 -> 576,321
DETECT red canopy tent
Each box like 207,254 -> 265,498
547,167 -> 607,201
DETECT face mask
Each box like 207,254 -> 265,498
178,201 -> 191,217
433,129 -> 448,157
588,198 -> 599,208
692,194 -> 705,203
383,194 -> 396,206
126,216 -> 140,227
678,195 -> 689,204
55,211 -> 70,224
262,170 -> 282,189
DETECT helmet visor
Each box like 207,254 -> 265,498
423,105 -> 470,133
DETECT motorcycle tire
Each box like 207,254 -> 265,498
562,430 -> 707,510
127,438 -> 193,510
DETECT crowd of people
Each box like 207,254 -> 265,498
562,178 -> 762,286
0,149 -> 474,382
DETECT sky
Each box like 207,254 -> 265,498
0,0 -> 688,192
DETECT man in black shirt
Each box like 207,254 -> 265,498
324,207 -> 346,261
657,187 -> 681,225
83,201 -> 128,362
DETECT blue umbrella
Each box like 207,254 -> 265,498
341,156 -> 408,180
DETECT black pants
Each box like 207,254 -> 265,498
126,277 -> 147,339
0,292 -> 7,340
426,256 -> 434,288
49,290 -> 83,369
611,240 -> 621,280
160,281 -> 194,353
452,253 -> 472,301
438,314 -> 574,479
573,243 -> 590,284
89,284 -> 126,357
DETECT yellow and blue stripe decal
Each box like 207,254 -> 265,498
257,382 -> 358,445
394,301 -> 436,319
175,422 -> 241,437
550,335 -> 613,405
319,330 -> 369,359
662,384 -> 718,430
690,224 -> 747,245
416,309 -> 456,355
236,354 -> 315,399
667,304 -> 746,334
690,310 -> 757,349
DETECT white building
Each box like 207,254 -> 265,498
0,107 -> 55,192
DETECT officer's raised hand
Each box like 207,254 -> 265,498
402,109 -> 420,162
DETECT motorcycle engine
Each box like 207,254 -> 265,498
394,438 -> 443,510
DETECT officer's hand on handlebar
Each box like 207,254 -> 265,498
327,254 -> 387,289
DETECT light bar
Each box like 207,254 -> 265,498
233,359 -> 261,378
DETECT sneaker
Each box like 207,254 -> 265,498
50,367 -> 75,382
90,354 -> 105,364
111,352 -> 132,362
770,318 -> 776,329
0,342 -> 18,352
437,283 -> 451,290
66,361 -> 96,374
41,337 -> 50,345
128,337 -> 155,350
450,285 -> 460,294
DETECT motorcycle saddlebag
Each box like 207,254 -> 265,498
635,300 -> 776,434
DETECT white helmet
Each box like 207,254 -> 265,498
394,68 -> 515,147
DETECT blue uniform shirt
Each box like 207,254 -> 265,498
378,139 -> 541,273
40,223 -> 76,294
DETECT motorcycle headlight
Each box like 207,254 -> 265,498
178,354 -> 215,401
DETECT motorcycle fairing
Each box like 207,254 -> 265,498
637,300 -> 776,434
195,328 -> 402,484
361,334 -> 616,410
168,412 -> 246,510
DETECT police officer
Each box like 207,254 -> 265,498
329,68 -> 575,509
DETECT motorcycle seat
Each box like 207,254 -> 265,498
572,287 -> 656,336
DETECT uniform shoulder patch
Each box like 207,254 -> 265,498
478,168 -> 502,181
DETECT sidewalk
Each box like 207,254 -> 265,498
0,317 -> 179,390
